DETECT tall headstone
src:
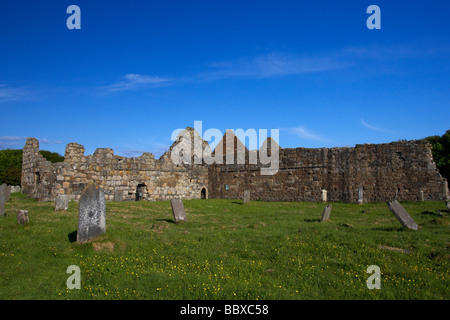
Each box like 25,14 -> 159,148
0,184 -> 5,216
387,200 -> 418,230
420,190 -> 424,202
321,205 -> 332,222
171,198 -> 187,223
321,189 -> 327,203
17,210 -> 29,225
77,182 -> 106,243
55,195 -> 69,211
114,189 -> 123,202
446,201 -> 450,211
5,186 -> 11,201
243,190 -> 250,204
358,185 -> 364,204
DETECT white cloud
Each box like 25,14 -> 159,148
360,119 -> 394,133
0,85 -> 29,103
283,126 -> 330,143
104,74 -> 171,92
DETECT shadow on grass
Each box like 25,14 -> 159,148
232,201 -> 243,205
303,218 -> 321,223
371,226 -> 405,232
68,230 -> 77,243
154,218 -> 176,224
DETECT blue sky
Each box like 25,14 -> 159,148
0,0 -> 449,158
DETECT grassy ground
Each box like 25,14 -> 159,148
0,193 -> 448,300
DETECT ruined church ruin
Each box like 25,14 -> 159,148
21,127 -> 449,203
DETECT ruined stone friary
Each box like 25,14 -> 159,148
21,127 -> 449,203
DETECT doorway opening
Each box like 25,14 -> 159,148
136,184 -> 146,201
201,187 -> 207,199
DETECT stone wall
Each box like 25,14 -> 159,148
22,135 -> 208,201
22,131 -> 448,203
208,140 -> 448,203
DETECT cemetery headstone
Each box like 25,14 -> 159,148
321,205 -> 332,222
55,195 -> 69,211
5,186 -> 11,201
77,182 -> 106,243
171,198 -> 187,223
114,189 -> 123,202
0,185 -> 5,216
420,190 -> 424,202
243,190 -> 250,204
446,201 -> 450,211
387,200 -> 418,230
17,210 -> 29,225
358,185 -> 364,204
321,189 -> 327,203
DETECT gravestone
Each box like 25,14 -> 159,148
321,205 -> 332,222
170,198 -> 187,223
11,186 -> 21,193
77,182 -> 106,243
55,195 -> 69,211
420,190 -> 424,202
446,201 -> 450,211
358,185 -> 364,204
0,185 -> 5,216
17,210 -> 29,225
5,186 -> 11,201
243,190 -> 250,204
387,200 -> 418,230
321,189 -> 327,203
114,189 -> 123,202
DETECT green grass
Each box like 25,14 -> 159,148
1,193 -> 449,300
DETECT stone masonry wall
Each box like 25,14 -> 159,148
22,137 -> 208,201
208,140 -> 448,203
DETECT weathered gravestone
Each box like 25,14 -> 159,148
114,189 -> 123,202
77,182 -> 106,243
243,190 -> 250,204
321,189 -> 327,203
387,200 -> 418,230
55,195 -> 69,211
0,185 -> 5,216
358,185 -> 364,204
5,186 -> 11,201
321,205 -> 332,222
171,198 -> 187,223
17,210 -> 29,225
446,201 -> 450,211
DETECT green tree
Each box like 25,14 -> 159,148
0,149 -> 64,185
425,129 -> 450,182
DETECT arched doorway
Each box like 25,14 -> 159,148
136,184 -> 146,201
201,187 -> 207,199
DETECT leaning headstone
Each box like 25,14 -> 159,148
55,195 -> 69,211
17,210 -> 29,225
243,190 -> 250,204
77,182 -> 106,243
387,200 -> 418,230
171,198 -> 187,223
114,189 -> 123,202
321,205 -> 332,222
0,185 -> 5,216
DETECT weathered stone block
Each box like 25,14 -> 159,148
171,198 -> 187,223
55,195 -> 69,211
387,200 -> 418,230
321,205 -> 332,222
17,210 -> 29,225
77,182 -> 106,243
243,190 -> 250,204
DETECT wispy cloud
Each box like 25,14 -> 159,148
198,52 -> 347,81
0,85 -> 29,103
360,119 -> 395,134
0,136 -> 62,149
282,126 -> 330,143
103,74 -> 171,92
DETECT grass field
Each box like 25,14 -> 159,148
0,193 -> 448,300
